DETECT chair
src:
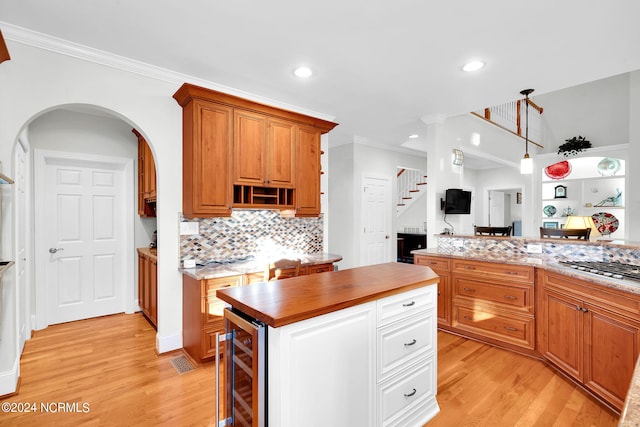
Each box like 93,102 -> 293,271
474,226 -> 512,236
539,227 -> 591,240
263,258 -> 301,281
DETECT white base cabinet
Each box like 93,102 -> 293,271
268,284 -> 439,427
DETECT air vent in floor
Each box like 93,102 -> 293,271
170,355 -> 195,375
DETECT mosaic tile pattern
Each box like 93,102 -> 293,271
436,235 -> 639,264
180,210 -> 324,265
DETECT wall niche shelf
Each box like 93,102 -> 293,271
541,156 -> 625,236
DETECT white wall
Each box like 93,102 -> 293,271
0,41 -> 183,394
328,142 -> 427,269
629,71 -> 640,241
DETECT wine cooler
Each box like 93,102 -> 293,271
216,308 -> 266,427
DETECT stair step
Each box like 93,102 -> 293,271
416,182 -> 427,185
397,203 -> 406,206
402,197 -> 412,200
409,190 -> 420,193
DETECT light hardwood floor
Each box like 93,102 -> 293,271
0,313 -> 620,426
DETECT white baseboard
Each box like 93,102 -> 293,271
156,332 -> 182,354
0,358 -> 20,396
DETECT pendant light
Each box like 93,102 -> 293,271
520,88 -> 534,174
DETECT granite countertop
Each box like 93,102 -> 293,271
137,247 -> 157,261
179,252 -> 343,280
216,262 -> 438,327
435,233 -> 640,249
412,248 -> 640,296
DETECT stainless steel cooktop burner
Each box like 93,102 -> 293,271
560,261 -> 640,282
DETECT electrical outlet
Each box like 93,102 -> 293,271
527,244 -> 543,254
180,221 -> 199,235
452,240 -> 464,248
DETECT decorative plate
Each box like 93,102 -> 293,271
543,205 -> 557,217
597,158 -> 621,177
544,161 -> 572,180
591,212 -> 619,235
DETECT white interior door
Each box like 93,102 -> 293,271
15,139 -> 29,352
489,190 -> 505,226
361,176 -> 391,266
38,153 -> 128,325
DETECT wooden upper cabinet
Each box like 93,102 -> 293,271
295,124 -> 322,216
182,99 -> 233,218
267,118 -> 295,187
133,129 -> 156,217
173,83 -> 337,217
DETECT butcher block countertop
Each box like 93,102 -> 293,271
216,262 -> 439,328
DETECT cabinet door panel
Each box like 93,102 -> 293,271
268,118 -> 295,187
295,125 -> 321,216
234,110 -> 267,185
542,290 -> 583,379
184,101 -> 232,216
584,305 -> 640,409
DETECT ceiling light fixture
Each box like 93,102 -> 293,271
462,60 -> 485,72
520,88 -> 534,174
408,134 -> 419,139
293,66 -> 313,78
452,149 -> 464,166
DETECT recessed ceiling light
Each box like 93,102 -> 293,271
462,60 -> 485,72
293,66 -> 313,78
408,134 -> 419,139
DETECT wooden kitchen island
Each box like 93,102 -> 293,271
217,262 -> 440,427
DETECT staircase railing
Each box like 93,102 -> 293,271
397,168 -> 427,216
471,97 -> 544,148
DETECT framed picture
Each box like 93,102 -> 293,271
543,221 -> 559,229
554,185 -> 567,198
516,192 -> 522,204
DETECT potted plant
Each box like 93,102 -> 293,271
557,136 -> 592,157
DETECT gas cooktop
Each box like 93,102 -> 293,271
560,261 -> 640,283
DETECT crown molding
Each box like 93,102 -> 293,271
0,21 -> 335,122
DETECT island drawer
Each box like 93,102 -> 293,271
377,310 -> 435,380
452,260 -> 533,283
377,356 -> 436,426
452,303 -> 534,349
377,285 -> 436,327
452,276 -> 533,314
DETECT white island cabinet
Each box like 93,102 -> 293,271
267,284 -> 439,427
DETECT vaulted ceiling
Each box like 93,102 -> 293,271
1,1 -> 639,151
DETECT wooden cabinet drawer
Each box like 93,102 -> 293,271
452,303 -> 534,349
377,285 -> 436,327
203,298 -> 227,326
377,356 -> 436,426
201,327 -> 222,360
452,276 -> 533,314
377,311 -> 435,380
204,275 -> 241,298
307,263 -> 334,274
414,256 -> 450,273
452,259 -> 533,283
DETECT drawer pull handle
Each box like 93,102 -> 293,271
463,315 -> 473,321
506,271 -> 519,275
404,339 -> 417,347
504,326 -> 518,332
504,295 -> 517,300
576,306 -> 589,313
464,265 -> 476,270
463,287 -> 475,292
403,301 -> 416,307
404,388 -> 417,398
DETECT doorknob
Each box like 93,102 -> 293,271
385,235 -> 390,239
49,248 -> 64,254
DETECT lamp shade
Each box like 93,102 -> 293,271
520,155 -> 533,174
564,215 -> 601,240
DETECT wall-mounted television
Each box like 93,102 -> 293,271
444,188 -> 471,214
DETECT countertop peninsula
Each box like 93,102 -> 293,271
180,252 -> 342,280
216,262 -> 439,327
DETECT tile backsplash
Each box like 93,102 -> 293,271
180,210 -> 323,265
